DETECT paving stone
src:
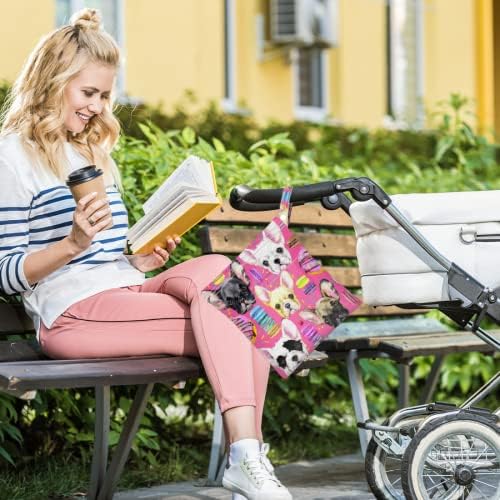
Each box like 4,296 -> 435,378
114,453 -> 374,499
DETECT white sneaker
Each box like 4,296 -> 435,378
260,443 -> 276,477
232,494 -> 247,500
222,453 -> 292,500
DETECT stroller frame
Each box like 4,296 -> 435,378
231,177 -> 500,499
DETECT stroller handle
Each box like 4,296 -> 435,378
230,177 -> 392,211
229,182 -> 336,211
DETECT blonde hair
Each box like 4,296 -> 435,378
1,8 -> 121,183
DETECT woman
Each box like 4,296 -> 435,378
0,9 -> 291,500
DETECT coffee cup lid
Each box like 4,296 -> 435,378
66,165 -> 103,186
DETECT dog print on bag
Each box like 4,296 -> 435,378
254,271 -> 300,318
201,261 -> 255,314
300,280 -> 349,327
262,319 -> 307,377
239,220 -> 292,274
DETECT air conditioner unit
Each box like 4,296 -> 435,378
270,0 -> 338,47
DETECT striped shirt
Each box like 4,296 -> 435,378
0,133 -> 145,334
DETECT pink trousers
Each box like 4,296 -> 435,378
40,255 -> 270,435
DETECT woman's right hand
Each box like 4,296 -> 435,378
66,192 -> 113,254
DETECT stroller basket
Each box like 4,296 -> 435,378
349,190 -> 500,307
230,179 -> 500,351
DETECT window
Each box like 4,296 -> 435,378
386,0 -> 424,128
55,0 -> 126,98
222,0 -> 237,111
294,47 -> 328,122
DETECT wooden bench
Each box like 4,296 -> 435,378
200,200 -> 500,473
0,295 -> 327,496
0,299 -> 206,500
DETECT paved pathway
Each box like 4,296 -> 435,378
115,453 -> 374,499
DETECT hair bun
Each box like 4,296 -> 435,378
70,8 -> 102,31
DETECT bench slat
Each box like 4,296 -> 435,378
0,303 -> 34,334
206,201 -> 353,228
327,318 -> 447,341
323,266 -> 361,288
0,356 -> 203,392
320,330 -> 500,360
199,227 -> 357,258
0,340 -> 44,362
375,331 -> 500,359
319,318 -> 448,352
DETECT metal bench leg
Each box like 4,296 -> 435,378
419,355 -> 444,404
88,386 -> 110,500
206,400 -> 227,485
96,383 -> 154,500
346,350 -> 371,457
398,362 -> 410,409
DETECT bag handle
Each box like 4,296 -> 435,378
278,187 -> 293,225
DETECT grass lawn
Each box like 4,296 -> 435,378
0,424 -> 359,499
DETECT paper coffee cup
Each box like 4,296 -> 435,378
66,166 -> 113,229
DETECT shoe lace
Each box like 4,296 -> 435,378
243,455 -> 279,488
260,443 -> 275,475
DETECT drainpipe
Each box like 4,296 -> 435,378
475,0 -> 494,138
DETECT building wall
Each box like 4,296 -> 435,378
0,0 -> 492,132
423,0 -> 476,122
236,0 -> 294,122
125,0 -> 224,110
231,0 -> 387,127
333,0 -> 387,127
0,1 -> 55,83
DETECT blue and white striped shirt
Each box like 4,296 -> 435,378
0,134 -> 145,332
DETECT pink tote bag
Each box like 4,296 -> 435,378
202,187 -> 361,378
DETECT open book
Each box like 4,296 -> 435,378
127,155 -> 221,254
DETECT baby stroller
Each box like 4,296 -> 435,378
229,177 -> 500,500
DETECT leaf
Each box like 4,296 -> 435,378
139,428 -> 158,437
459,375 -> 471,394
182,127 -> 196,145
212,137 -> 226,152
434,136 -> 454,163
461,123 -> 477,146
108,430 -> 120,446
0,446 -> 14,466
196,137 -> 216,157
75,432 -> 94,442
138,123 -> 158,145
324,373 -> 348,388
248,139 -> 268,153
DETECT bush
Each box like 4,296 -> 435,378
116,123 -> 500,446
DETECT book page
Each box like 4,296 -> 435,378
143,156 -> 215,215
129,184 -> 192,240
131,197 -> 218,251
129,184 -> 213,241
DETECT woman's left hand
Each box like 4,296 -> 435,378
127,236 -> 181,272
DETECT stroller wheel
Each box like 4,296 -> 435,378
401,413 -> 500,500
366,437 -> 405,500
365,417 -> 421,500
